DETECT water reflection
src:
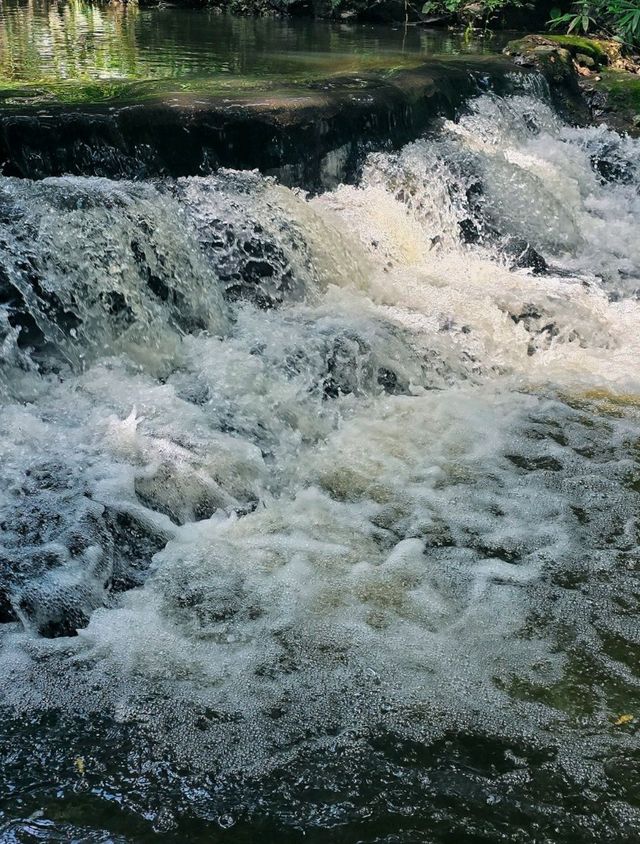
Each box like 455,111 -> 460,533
0,0 -> 501,87
0,0 -> 139,82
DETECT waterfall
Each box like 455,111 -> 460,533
1,90 -> 639,839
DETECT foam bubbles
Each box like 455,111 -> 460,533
1,90 -> 640,838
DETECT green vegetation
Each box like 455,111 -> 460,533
549,0 -> 640,48
0,77 -> 281,107
544,32 -> 610,60
597,67 -> 640,115
413,0 -> 640,46
0,59 -> 422,108
420,0 -> 523,31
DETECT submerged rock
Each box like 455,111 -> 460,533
0,179 -> 228,371
503,237 -> 548,275
0,460 -> 171,637
14,570 -> 106,639
103,509 -> 171,594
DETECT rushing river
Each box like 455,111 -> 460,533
1,35 -> 640,844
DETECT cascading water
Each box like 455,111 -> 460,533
1,90 -> 639,842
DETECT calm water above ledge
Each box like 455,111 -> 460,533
0,0 -> 507,91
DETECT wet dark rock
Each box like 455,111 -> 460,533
376,367 -> 401,394
507,304 -> 561,356
0,582 -> 18,623
1,61 -> 545,188
323,331 -> 378,398
0,241 -> 80,363
583,85 -> 610,120
0,181 -> 215,369
583,69 -> 640,137
503,37 -> 590,125
0,478 -> 110,637
455,177 -> 495,247
459,218 -> 481,244
134,465 -> 224,527
593,153 -> 633,183
166,176 -> 311,309
503,237 -> 548,274
510,305 -> 543,327
220,236 -> 301,309
2,486 -> 106,554
587,136 -> 637,184
506,454 -> 563,472
316,327 -> 412,399
103,509 -> 170,593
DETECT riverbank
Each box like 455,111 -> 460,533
504,33 -> 640,135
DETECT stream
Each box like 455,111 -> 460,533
1,4 -> 640,843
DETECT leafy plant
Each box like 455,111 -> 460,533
421,0 -> 522,29
612,0 -> 640,41
549,3 -> 597,33
549,0 -> 640,46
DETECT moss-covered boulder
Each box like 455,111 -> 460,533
544,34 -> 609,65
503,35 -> 588,124
506,34 -> 637,72
505,34 -> 640,136
585,70 -> 640,136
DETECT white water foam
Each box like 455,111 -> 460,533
0,93 -> 639,821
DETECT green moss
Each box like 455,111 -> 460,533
545,34 -> 608,63
0,54 -> 423,109
597,69 -> 640,114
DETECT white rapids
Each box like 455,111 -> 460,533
0,92 -> 639,837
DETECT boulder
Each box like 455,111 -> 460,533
504,36 -> 589,124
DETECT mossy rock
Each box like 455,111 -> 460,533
504,35 -> 573,64
590,69 -> 640,134
504,36 -> 544,55
503,35 -> 589,125
505,34 -> 624,69
598,69 -> 640,113
545,34 -> 609,65
505,34 -> 640,134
